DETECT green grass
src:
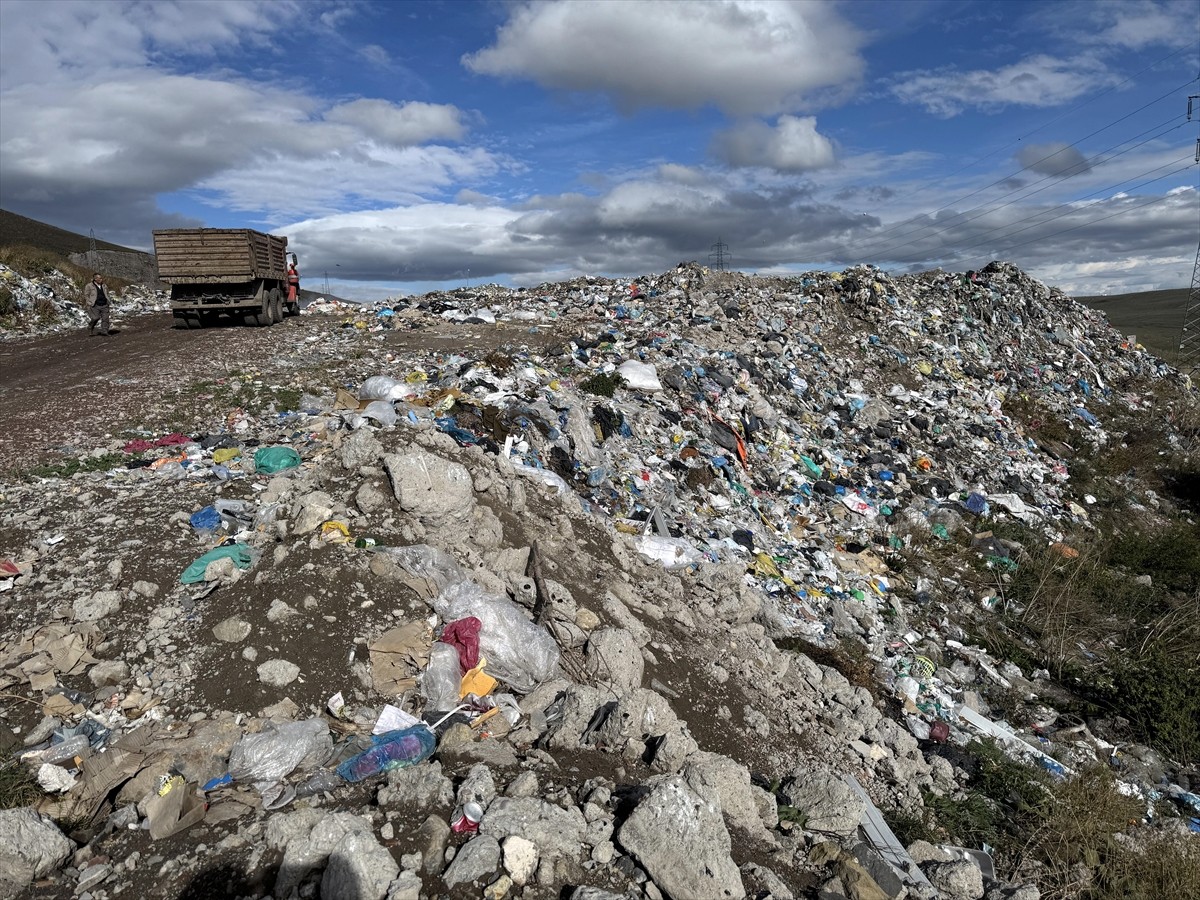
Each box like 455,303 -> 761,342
0,758 -> 40,810
26,451 -> 129,479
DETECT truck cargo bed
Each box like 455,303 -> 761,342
153,228 -> 288,283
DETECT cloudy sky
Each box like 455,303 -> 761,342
1,0 -> 1197,299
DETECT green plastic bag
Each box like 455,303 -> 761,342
181,543 -> 256,584
254,447 -> 301,473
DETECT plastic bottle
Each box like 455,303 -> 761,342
42,735 -> 89,764
335,726 -> 436,783
422,642 -> 463,712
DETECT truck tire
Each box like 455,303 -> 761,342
173,311 -> 188,329
186,312 -> 204,329
244,301 -> 271,327
269,289 -> 283,324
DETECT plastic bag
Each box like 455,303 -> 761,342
634,534 -> 703,570
422,642 -> 463,712
214,498 -> 255,529
512,462 -> 570,495
616,360 -> 663,391
360,400 -> 398,427
380,544 -> 468,594
433,582 -> 559,693
254,447 -> 301,473
336,726 -> 435,783
190,506 -> 221,532
228,718 -> 332,787
180,543 -> 258,583
359,376 -> 412,402
441,617 -> 481,671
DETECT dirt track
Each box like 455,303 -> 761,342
0,315 -> 296,473
0,312 -> 570,474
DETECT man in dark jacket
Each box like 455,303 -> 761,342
83,273 -> 112,336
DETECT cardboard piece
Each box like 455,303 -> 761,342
368,621 -> 432,696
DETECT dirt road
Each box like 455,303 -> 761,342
0,312 -> 570,474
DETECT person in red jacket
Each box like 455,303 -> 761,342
286,256 -> 300,304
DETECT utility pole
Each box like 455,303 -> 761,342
709,238 -> 729,271
1176,97 -> 1200,379
323,271 -> 330,295
88,229 -> 97,252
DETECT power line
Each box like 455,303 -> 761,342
863,132 -> 1193,263
950,184 -> 1194,265
938,159 -> 1197,262
852,74 -> 1199,259
878,44 -> 1199,202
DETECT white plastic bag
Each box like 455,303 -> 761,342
359,375 -> 411,402
512,462 -> 570,495
433,582 -> 559,693
381,544 -> 468,593
360,400 -> 398,427
616,360 -> 662,392
634,534 -> 703,570
228,718 -> 332,788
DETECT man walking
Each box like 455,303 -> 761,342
83,273 -> 112,336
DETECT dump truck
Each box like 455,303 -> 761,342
153,228 -> 297,328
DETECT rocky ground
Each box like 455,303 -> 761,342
0,261 -> 1197,900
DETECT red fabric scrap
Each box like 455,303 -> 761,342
123,432 -> 192,453
440,617 -> 481,672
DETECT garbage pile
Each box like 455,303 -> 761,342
0,260 -> 1196,900
0,262 -> 165,339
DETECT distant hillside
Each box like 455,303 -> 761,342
0,208 -> 136,255
1076,287 -> 1188,365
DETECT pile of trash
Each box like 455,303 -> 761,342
0,262 -> 165,339
0,259 -> 1196,900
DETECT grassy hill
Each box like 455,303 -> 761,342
0,208 -> 137,255
1075,287 -> 1188,365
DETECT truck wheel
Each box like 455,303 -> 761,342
172,311 -> 188,329
185,312 -> 204,329
269,290 -> 283,324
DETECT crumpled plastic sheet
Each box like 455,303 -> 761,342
433,581 -> 559,694
634,534 -> 704,570
228,718 -> 333,789
180,543 -> 259,584
381,544 -> 468,594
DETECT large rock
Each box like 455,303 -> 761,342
924,859 -> 985,900
502,835 -> 539,886
682,751 -> 776,841
341,428 -> 383,471
414,814 -> 451,875
73,590 -> 121,622
0,808 -> 73,897
292,491 -> 335,534
593,688 -> 697,773
257,658 -> 300,688
618,776 -> 744,900
780,769 -> 864,840
88,659 -> 129,688
266,810 -> 373,897
442,834 -> 501,888
377,760 -> 454,809
479,797 -> 586,860
383,449 -> 475,528
321,830 -> 399,900
212,616 -> 252,642
583,627 -> 644,694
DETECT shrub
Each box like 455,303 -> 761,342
579,371 -> 627,398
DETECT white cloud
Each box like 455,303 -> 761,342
463,0 -> 864,116
1014,142 -> 1093,178
325,99 -> 467,145
359,44 -> 392,67
891,55 -> 1117,116
1083,0 -> 1199,50
0,0 -> 295,88
712,116 -> 835,171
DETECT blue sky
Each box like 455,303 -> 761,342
1,0 -> 1197,299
